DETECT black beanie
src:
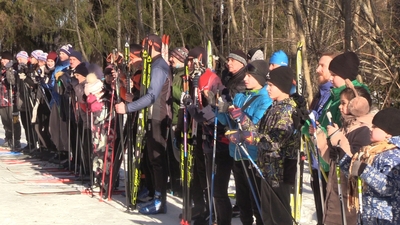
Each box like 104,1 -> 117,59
329,52 -> 359,81
130,43 -> 143,57
74,63 -> 89,77
372,107 -> 400,136
246,60 -> 269,86
267,66 -> 294,94
144,34 -> 162,51
228,50 -> 247,66
1,51 -> 13,60
188,47 -> 207,65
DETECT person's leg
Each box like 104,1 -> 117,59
261,180 -> 293,225
233,160 -> 255,225
0,107 -> 12,144
140,119 -> 168,214
311,168 -> 328,225
211,147 -> 233,225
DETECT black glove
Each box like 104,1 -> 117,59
350,160 -> 367,177
327,138 -> 344,161
217,95 -> 229,113
183,95 -> 193,106
192,73 -> 201,88
205,91 -> 216,106
6,68 -> 15,85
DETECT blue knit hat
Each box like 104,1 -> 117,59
269,50 -> 288,66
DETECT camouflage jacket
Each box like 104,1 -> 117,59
252,97 -> 300,184
340,136 -> 400,224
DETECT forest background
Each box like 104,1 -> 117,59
0,0 -> 399,106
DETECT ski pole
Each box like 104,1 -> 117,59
209,90 -> 219,225
235,120 -> 299,225
309,113 -> 326,217
336,147 -> 347,225
357,177 -> 363,224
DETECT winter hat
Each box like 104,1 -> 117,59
329,52 -> 359,81
188,47 -> 207,65
38,52 -> 48,62
198,69 -> 224,94
228,50 -> 247,66
74,63 -> 89,77
130,43 -> 143,57
104,65 -> 113,76
31,50 -> 44,60
246,60 -> 269,86
171,47 -> 189,63
59,44 -> 73,56
47,51 -> 58,61
372,107 -> 400,136
16,51 -> 29,60
85,73 -> 104,96
344,79 -> 370,117
269,50 -> 288,66
1,51 -> 13,60
247,48 -> 264,61
88,63 -> 104,79
266,66 -> 294,94
143,34 -> 162,51
69,50 -> 82,62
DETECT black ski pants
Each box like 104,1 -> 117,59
261,180 -> 293,225
233,160 -> 263,225
205,147 -> 233,225
0,106 -> 21,142
311,168 -> 328,225
146,119 -> 169,205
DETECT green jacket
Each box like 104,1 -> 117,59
319,80 -> 368,128
301,80 -> 369,172
171,67 -> 185,125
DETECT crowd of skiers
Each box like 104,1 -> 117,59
1,33 -> 400,225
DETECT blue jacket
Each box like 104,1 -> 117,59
340,136 -> 400,225
218,86 -> 272,161
49,59 -> 70,107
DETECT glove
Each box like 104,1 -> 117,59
217,95 -> 229,112
205,91 -> 216,107
327,136 -> 347,161
55,71 -> 64,80
180,92 -> 192,108
225,130 -> 256,145
6,69 -> 15,85
192,73 -> 200,87
350,160 -> 367,177
18,73 -> 26,80
229,107 -> 243,121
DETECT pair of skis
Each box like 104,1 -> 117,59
129,37 -> 153,208
180,59 -> 195,225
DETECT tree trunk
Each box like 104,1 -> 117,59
344,0 -> 352,51
73,0 -> 87,61
136,0 -> 145,41
229,0 -> 238,33
152,0 -> 156,33
117,0 -> 121,51
159,0 -> 163,36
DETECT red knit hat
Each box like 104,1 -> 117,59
198,69 -> 224,93
47,51 -> 58,61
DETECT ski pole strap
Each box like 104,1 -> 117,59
241,95 -> 260,111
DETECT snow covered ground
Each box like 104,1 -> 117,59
0,119 -> 318,224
